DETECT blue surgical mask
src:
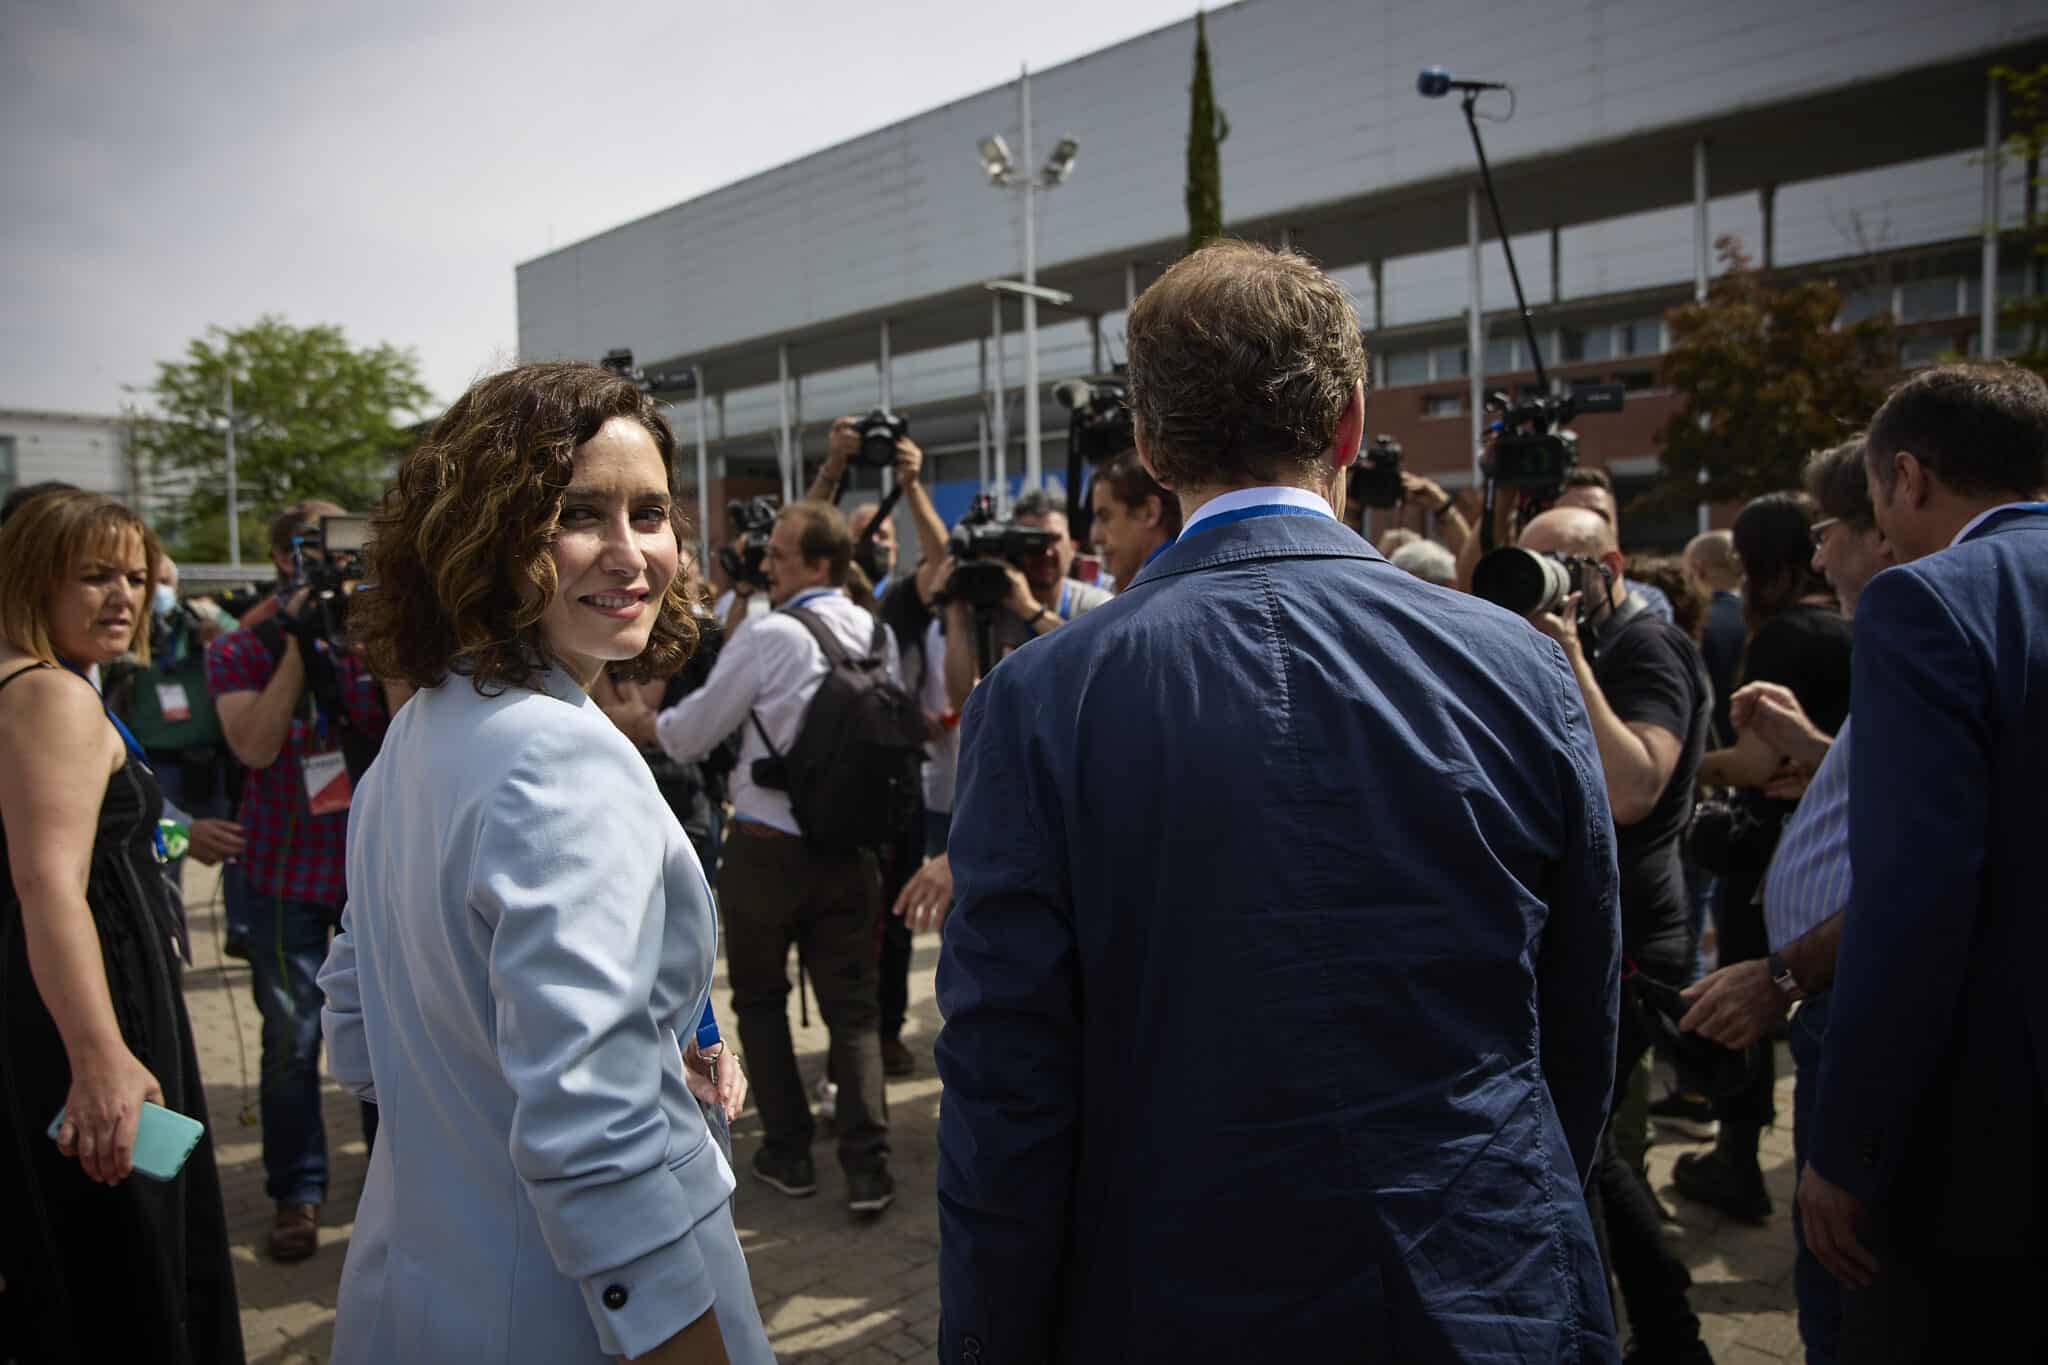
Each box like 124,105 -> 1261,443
152,583 -> 178,617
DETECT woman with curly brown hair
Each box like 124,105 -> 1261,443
0,491 -> 243,1364
317,363 -> 770,1364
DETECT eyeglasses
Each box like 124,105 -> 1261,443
1808,517 -> 1840,550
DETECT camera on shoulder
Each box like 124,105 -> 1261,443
936,493 -> 1062,610
1349,435 -> 1404,509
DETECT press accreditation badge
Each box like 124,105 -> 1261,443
302,750 -> 353,815
155,682 -> 191,722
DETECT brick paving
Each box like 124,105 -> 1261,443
181,862 -> 1805,1362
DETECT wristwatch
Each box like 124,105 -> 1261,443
1766,950 -> 1804,1001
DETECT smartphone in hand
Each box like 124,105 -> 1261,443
47,1101 -> 205,1181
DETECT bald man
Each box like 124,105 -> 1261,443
1518,505 -> 1716,1361
1683,530 -> 1744,747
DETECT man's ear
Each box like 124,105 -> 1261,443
1133,428 -> 1172,490
1327,380 -> 1365,472
1894,450 -> 1931,508
1136,494 -> 1162,530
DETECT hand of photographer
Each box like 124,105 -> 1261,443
1002,565 -> 1048,628
1678,958 -> 1788,1049
1528,591 -> 1586,665
186,817 -> 247,867
1731,681 -> 1832,770
1400,471 -> 1451,512
892,853 -> 954,934
893,436 -> 923,486
825,417 -> 859,473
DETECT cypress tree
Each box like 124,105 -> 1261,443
1185,10 -> 1229,255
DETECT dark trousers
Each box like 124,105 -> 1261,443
719,826 -> 889,1174
1789,993 -> 1842,1365
877,820 -> 923,1045
1590,957 -> 1705,1355
1710,856 -> 1777,1127
1837,1224 -> 2048,1362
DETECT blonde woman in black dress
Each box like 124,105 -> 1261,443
0,490 -> 242,1364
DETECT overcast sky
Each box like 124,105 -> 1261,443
1,0 -> 1207,417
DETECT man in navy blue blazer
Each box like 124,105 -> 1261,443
1800,363 -> 2048,1360
934,240 -> 1623,1363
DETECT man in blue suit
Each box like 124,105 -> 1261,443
934,240 -> 1622,1363
1800,362 -> 2048,1361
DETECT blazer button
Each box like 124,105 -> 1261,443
603,1284 -> 628,1310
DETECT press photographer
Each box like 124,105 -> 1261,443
206,498 -> 390,1264
715,494 -> 777,630
938,488 -> 1109,708
1475,505 -> 1716,1358
1087,448 -> 1180,590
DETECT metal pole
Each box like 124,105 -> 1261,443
223,372 -> 240,568
1089,315 -> 1102,372
992,294 -> 1009,511
977,411 -> 991,491
1020,62 -> 1042,494
1467,188 -> 1484,490
1761,184 -> 1778,270
878,319 -> 894,496
1693,139 -> 1710,304
1549,226 -> 1561,305
1983,76 -> 2002,360
694,371 -> 711,570
776,344 -> 793,505
1370,259 -> 1385,332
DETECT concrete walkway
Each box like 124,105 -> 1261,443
180,863 -> 1807,1363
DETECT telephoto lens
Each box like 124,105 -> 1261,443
1470,546 -> 1574,616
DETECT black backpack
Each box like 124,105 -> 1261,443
750,608 -> 925,853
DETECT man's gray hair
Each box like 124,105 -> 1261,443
1390,539 -> 1456,587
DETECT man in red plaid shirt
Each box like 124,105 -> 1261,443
209,500 -> 389,1263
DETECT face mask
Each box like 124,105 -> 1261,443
152,583 -> 179,617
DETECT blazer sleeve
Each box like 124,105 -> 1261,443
1812,566 -> 1989,1204
933,659 -> 1079,1363
1533,637 -> 1622,1184
470,721 -> 718,1360
317,909 -> 376,1103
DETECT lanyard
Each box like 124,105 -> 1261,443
1180,503 -> 1333,538
61,659 -> 167,861
1058,581 -> 1073,620
781,588 -> 837,613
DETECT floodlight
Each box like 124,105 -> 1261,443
1042,136 -> 1079,185
977,134 -> 1014,183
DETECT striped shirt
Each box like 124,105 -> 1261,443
1763,719 -> 1852,952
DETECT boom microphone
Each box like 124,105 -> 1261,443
1417,66 -> 1510,98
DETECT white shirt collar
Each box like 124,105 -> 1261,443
1950,501 -> 2043,547
1178,485 -> 1335,541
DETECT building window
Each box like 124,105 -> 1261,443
1965,264 -> 2031,315
1423,392 -> 1463,417
1837,286 -> 1892,323
1900,278 -> 1961,323
1899,335 -> 1959,367
1963,330 -> 2024,360
1562,325 -> 1612,363
1485,338 -> 1520,374
1617,369 -> 1658,392
1617,317 -> 1665,357
1385,350 -> 1429,386
1430,345 -> 1468,380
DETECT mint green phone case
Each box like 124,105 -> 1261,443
46,1101 -> 205,1181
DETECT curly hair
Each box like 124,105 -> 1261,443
0,490 -> 160,666
351,362 -> 698,693
1126,239 -> 1366,489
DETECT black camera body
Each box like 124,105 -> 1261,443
1484,383 -> 1625,497
1350,435 -> 1405,509
718,496 -> 778,589
285,514 -> 371,652
1053,375 -> 1134,464
855,409 -> 909,468
939,493 -> 1062,610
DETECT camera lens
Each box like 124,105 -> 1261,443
1470,547 -> 1573,616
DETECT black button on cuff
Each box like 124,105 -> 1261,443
602,1284 -> 628,1310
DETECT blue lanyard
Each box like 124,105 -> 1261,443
781,588 -> 837,613
1141,540 -> 1172,570
1179,503 -> 1332,539
60,659 -> 167,861
696,1000 -> 721,1051
1058,581 -> 1073,620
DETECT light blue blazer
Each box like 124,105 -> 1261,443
319,664 -> 772,1363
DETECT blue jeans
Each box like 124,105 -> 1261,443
246,896 -> 338,1205
1789,992 -> 1842,1364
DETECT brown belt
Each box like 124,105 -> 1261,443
730,818 -> 800,841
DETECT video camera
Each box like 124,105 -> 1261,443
285,514 -> 370,652
718,496 -> 778,590
1349,435 -> 1404,509
598,347 -> 698,396
854,409 -> 909,468
1052,374 -> 1134,464
1484,384 -> 1624,498
939,493 -> 1062,610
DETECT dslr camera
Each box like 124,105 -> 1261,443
854,409 -> 909,468
939,493 -> 1062,610
1484,383 -> 1625,497
1349,435 -> 1404,509
1052,374 -> 1134,463
1470,545 -> 1613,627
718,495 -> 779,590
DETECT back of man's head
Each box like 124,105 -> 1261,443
778,499 -> 853,585
1390,539 -> 1456,586
1867,363 -> 2048,500
1126,239 -> 1366,491
1802,438 -> 1877,531
1683,529 -> 1739,590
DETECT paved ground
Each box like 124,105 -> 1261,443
181,862 -> 1807,1363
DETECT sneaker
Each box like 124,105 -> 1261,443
751,1148 -> 817,1199
268,1202 -> 319,1262
1648,1091 -> 1718,1141
224,931 -> 251,961
846,1167 -> 895,1217
1671,1149 -> 1771,1223
881,1038 -> 916,1079
813,1074 -> 838,1122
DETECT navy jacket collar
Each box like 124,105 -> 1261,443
1125,512 -> 1386,591
1959,502 -> 2048,545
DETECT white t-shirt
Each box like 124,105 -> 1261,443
921,617 -> 958,815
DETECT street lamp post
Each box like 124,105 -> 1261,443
222,371 -> 243,568
979,65 -> 1079,495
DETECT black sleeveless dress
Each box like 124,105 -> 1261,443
0,664 -> 244,1364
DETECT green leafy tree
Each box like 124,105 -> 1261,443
1647,236 -> 1893,511
130,317 -> 431,563
1184,10 -> 1229,255
1993,62 -> 2048,376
